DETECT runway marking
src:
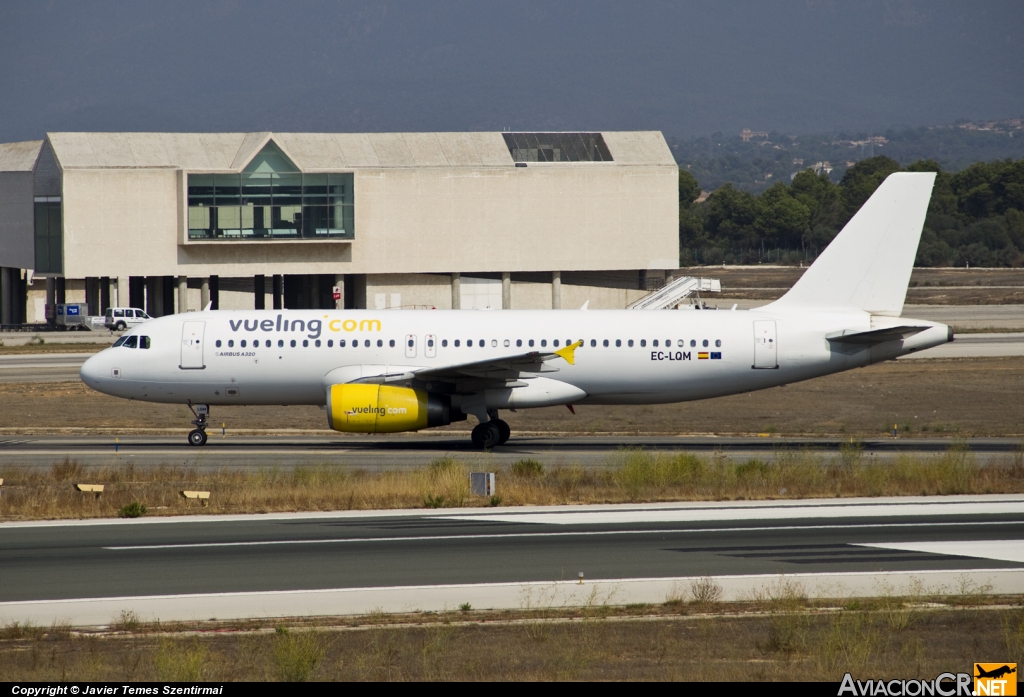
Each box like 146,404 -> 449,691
102,520 -> 1024,551
856,540 -> 1024,564
439,500 -> 1024,525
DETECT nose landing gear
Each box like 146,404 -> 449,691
187,404 -> 209,446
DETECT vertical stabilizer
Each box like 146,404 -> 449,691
767,172 -> 935,316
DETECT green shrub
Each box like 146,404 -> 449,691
118,501 -> 147,518
510,458 -> 544,478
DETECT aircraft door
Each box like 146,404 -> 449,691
425,334 -> 437,358
753,320 -> 778,369
180,321 -> 206,369
404,334 -> 417,358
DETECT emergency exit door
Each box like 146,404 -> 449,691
405,334 -> 417,358
753,320 -> 777,369
180,321 -> 206,369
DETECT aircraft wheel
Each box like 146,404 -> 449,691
188,429 -> 208,447
471,422 -> 501,449
494,419 -> 511,445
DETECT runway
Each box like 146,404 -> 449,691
1,496 -> 1022,624
0,434 -> 1018,468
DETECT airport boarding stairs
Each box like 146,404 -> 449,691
626,275 -> 722,310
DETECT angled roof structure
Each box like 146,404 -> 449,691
0,140 -> 44,172
42,131 -> 675,171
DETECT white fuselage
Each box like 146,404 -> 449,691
80,307 -> 951,417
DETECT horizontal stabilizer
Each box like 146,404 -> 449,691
826,326 -> 927,345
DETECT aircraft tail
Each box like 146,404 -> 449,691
767,172 -> 936,317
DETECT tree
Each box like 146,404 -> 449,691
839,156 -> 901,219
678,169 -> 701,208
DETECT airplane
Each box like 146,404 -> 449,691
80,172 -> 952,448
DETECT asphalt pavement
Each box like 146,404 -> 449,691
1,496 -> 1022,624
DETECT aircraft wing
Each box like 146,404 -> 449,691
826,326 -> 928,345
413,342 -> 582,381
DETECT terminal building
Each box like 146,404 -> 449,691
0,131 -> 679,324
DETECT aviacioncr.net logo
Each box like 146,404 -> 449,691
839,672 -> 973,696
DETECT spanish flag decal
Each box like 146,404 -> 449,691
698,352 -> 710,359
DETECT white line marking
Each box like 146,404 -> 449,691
103,520 -> 1024,551
439,500 -> 1024,525
856,540 -> 1024,564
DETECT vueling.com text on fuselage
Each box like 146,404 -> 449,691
228,316 -> 382,340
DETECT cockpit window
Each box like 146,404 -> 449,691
112,336 -> 127,347
123,336 -> 138,349
140,336 -> 151,349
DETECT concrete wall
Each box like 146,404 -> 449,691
0,172 -> 35,269
59,163 -> 677,279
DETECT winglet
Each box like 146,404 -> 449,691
554,340 -> 582,365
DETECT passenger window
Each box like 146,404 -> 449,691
678,340 -> 684,347
429,338 -> 436,347
136,310 -> 147,318
690,340 -> 696,347
390,339 -> 396,348
703,339 -> 709,347
124,336 -> 138,348
455,340 -> 461,347
241,340 -> 247,348
715,340 -> 722,347
327,340 -> 333,347
114,309 -> 125,317
278,339 -> 284,348
140,336 -> 150,349
339,340 -> 345,347
376,339 -> 382,348
666,339 -> 671,346
529,339 -> 534,347
492,339 -> 498,347
628,339 -> 634,347
478,339 -> 484,347
516,339 -> 522,347
540,339 -> 547,347
603,339 -> 609,347
216,340 -> 222,348
290,340 -> 296,347
553,339 -> 560,347
503,339 -> 509,347
228,340 -> 234,348
315,340 -> 321,347
113,336 -> 127,347
615,339 -> 621,347
653,340 -> 658,347
302,340 -> 309,347
364,340 -> 370,347
640,339 -> 646,347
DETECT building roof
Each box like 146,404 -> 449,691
42,131 -> 674,171
0,140 -> 43,172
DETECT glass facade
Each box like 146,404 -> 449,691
34,198 -> 62,273
502,133 -> 613,163
187,172 -> 354,241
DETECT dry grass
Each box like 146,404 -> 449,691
1,598 -> 1020,681
2,445 -> 1022,521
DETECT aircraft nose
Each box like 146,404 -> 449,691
80,352 -> 106,385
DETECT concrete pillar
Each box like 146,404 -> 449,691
451,272 -> 461,310
177,276 -> 188,313
200,277 -> 210,310
272,275 -> 283,310
254,274 -> 265,310
551,271 -> 561,310
116,277 -> 129,307
334,274 -> 345,310
1,268 -> 11,325
502,272 -> 511,310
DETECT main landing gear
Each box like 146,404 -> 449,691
471,410 -> 510,449
187,404 -> 209,446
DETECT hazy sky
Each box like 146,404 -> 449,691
1,0 -> 1021,143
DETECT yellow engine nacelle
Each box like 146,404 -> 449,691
326,384 -> 451,433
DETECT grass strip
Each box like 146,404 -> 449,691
1,443 -> 1022,521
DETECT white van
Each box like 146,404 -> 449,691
104,307 -> 152,331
